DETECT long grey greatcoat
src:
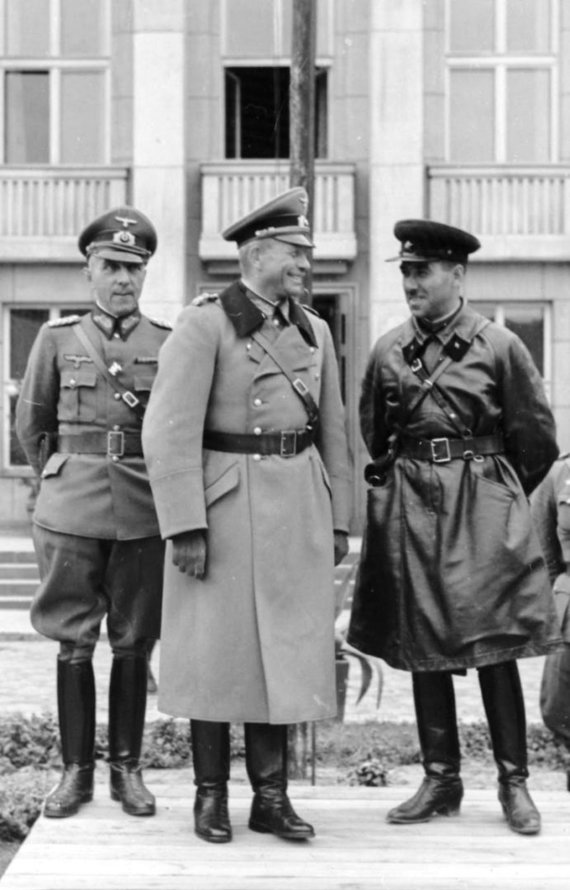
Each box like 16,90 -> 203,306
142,282 -> 352,724
347,301 -> 561,672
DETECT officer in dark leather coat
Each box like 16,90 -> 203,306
16,207 -> 170,819
348,220 -> 560,836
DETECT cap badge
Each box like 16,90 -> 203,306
113,215 -> 137,246
298,214 -> 309,228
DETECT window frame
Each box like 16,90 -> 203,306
2,303 -> 90,474
444,0 -> 559,164
469,298 -> 552,399
0,0 -> 111,165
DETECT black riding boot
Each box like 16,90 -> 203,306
387,672 -> 463,824
191,720 -> 232,843
44,658 -> 96,818
108,654 -> 156,816
245,723 -> 314,840
478,661 -> 540,835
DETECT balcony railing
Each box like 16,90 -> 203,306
199,161 -> 357,262
0,167 -> 129,260
428,165 -> 570,260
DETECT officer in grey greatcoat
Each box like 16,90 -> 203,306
348,220 -> 561,836
16,207 -> 170,819
143,188 -> 352,844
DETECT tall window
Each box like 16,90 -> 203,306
225,66 -> 328,159
0,0 -> 109,164
471,300 -> 551,396
446,0 -> 557,163
4,306 -> 89,469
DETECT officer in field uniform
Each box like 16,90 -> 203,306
16,207 -> 170,819
143,188 -> 352,844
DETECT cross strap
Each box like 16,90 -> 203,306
74,323 -> 145,420
251,330 -> 320,430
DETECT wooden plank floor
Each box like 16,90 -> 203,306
2,779 -> 570,890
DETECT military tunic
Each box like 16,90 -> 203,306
15,308 -> 171,649
348,301 -> 561,672
142,281 -> 352,724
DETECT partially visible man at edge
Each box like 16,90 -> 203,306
142,187 -> 352,844
347,219 -> 560,836
16,207 -> 170,819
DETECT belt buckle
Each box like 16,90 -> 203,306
280,430 -> 297,458
431,437 -> 451,463
107,430 -> 125,457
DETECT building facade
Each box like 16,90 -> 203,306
1,0 -> 568,531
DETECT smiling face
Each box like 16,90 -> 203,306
253,238 -> 312,302
85,254 -> 147,317
400,260 -> 464,322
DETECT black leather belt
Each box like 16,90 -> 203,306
203,429 -> 314,458
399,434 -> 504,464
57,431 -> 142,457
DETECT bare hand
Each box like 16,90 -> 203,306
333,531 -> 349,566
171,530 -> 207,579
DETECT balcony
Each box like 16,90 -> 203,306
0,167 -> 130,262
199,161 -> 357,266
428,165 -> 570,261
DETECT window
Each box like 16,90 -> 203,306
4,306 -> 89,469
0,0 -> 109,164
225,66 -> 328,159
446,0 -> 557,163
470,300 -> 551,396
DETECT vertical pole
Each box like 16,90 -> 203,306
288,0 -> 318,783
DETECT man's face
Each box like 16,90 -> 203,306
256,239 -> 312,301
85,254 -> 147,317
400,260 -> 463,322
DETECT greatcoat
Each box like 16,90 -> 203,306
347,301 -> 561,672
142,282 -> 352,724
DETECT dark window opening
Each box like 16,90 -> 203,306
225,66 -> 327,160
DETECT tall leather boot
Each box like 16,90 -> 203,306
191,720 -> 232,843
108,653 -> 155,816
478,661 -> 540,835
387,672 -> 463,824
44,658 -> 96,818
245,723 -> 314,840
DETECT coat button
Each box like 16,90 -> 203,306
253,426 -> 262,435
114,393 -> 121,400
112,455 -> 120,463
253,398 -> 262,407
113,424 -> 120,431
252,454 -> 261,461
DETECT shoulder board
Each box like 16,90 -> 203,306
148,316 -> 172,330
48,315 -> 81,328
192,292 -> 219,307
302,304 -> 321,318
559,452 -> 570,462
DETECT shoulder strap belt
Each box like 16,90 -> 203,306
251,330 -> 320,430
74,324 -> 145,420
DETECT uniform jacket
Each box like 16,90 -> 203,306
16,310 -> 171,540
142,281 -> 352,723
347,301 -> 561,672
531,455 -> 570,643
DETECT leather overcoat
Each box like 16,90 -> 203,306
348,302 -> 561,672
142,282 -> 352,724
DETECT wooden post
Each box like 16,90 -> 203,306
288,0 -> 317,784
289,0 -> 316,304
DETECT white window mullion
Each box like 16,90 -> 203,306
51,67 -> 61,163
495,65 -> 506,163
50,0 -> 60,55
496,0 -> 506,53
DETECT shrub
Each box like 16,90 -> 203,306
0,768 -> 52,842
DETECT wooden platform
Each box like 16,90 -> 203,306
2,781 -> 570,890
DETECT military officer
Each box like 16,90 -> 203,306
16,206 -> 170,819
142,188 -> 352,843
348,219 -> 560,835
